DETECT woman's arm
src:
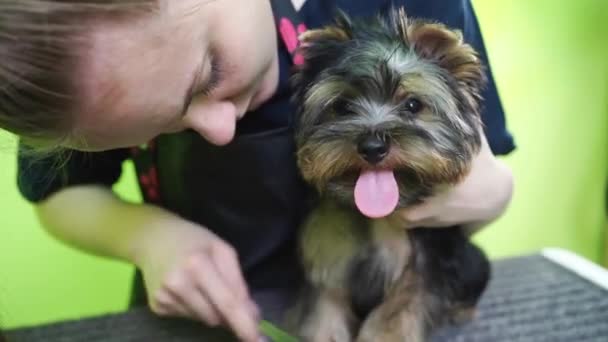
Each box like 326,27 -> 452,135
36,186 -> 262,342
399,131 -> 514,234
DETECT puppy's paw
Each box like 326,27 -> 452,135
356,306 -> 425,342
449,306 -> 478,325
307,323 -> 352,342
293,290 -> 356,342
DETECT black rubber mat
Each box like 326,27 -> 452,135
7,254 -> 608,341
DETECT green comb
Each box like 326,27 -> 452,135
259,320 -> 298,342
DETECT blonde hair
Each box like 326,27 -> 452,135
0,0 -> 156,150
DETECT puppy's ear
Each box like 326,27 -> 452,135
291,10 -> 353,99
299,9 -> 353,48
397,8 -> 486,96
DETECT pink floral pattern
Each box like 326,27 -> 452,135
279,17 -> 307,65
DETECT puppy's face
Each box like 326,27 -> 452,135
293,9 -> 486,218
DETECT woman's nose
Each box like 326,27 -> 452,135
230,89 -> 254,120
183,99 -> 239,146
183,90 -> 254,146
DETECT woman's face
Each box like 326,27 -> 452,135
73,0 -> 279,150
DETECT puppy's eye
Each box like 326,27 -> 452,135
404,98 -> 423,114
332,100 -> 355,117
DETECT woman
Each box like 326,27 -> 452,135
0,0 -> 514,340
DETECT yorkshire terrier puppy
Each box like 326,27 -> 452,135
285,8 -> 491,342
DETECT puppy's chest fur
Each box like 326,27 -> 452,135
300,199 -> 411,318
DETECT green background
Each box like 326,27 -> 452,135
0,0 -> 607,330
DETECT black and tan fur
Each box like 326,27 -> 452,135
285,8 -> 491,342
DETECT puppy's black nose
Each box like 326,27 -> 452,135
358,135 -> 389,164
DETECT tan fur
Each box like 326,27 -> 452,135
299,290 -> 357,342
297,141 -> 361,192
297,205 -> 429,342
390,144 -> 471,186
450,307 -> 478,325
356,270 -> 427,342
300,26 -> 351,46
300,201 -> 361,288
397,7 -> 410,45
370,217 -> 412,286
406,23 -> 484,93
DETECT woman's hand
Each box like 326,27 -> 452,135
397,132 -> 514,234
134,219 -> 261,342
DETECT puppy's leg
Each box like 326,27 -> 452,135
288,288 -> 357,342
409,227 -> 490,325
446,240 -> 490,325
356,276 -> 428,342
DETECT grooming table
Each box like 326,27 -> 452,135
7,248 -> 608,341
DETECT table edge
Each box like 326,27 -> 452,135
541,247 -> 608,291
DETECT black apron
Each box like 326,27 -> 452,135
128,0 -> 312,314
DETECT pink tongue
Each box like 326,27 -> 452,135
354,169 -> 399,218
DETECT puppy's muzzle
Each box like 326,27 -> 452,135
357,134 -> 389,165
